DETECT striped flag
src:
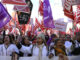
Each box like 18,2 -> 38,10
76,5 -> 80,23
63,0 -> 74,20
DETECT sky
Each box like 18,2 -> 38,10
0,0 -> 76,32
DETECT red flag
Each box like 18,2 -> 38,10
76,5 -> 80,23
32,19 -> 39,34
39,0 -> 43,16
1,0 -> 27,5
63,0 -> 74,20
35,18 -> 41,27
14,5 -> 30,13
41,20 -> 45,30
35,18 -> 45,30
32,25 -> 38,34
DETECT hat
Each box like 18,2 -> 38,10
37,33 -> 45,41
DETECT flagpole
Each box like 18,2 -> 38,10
14,12 -> 17,40
24,24 -> 25,35
72,6 -> 79,40
72,20 -> 75,39
69,0 -> 75,40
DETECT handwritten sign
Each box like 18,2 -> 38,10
54,20 -> 67,32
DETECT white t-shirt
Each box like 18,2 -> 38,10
0,44 -> 19,56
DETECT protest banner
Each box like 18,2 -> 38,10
54,20 -> 67,32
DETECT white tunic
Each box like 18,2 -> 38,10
32,44 -> 48,56
0,44 -> 19,56
20,44 -> 33,56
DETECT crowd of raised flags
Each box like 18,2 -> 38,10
0,0 -> 80,34
0,0 -> 80,60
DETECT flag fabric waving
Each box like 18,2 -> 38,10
1,0 -> 27,5
17,11 -> 30,24
43,0 -> 55,28
0,2 -> 11,28
14,0 -> 33,13
76,5 -> 80,23
39,0 -> 43,16
14,5 -> 30,13
63,0 -> 74,20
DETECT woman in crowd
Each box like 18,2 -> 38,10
0,35 -> 19,56
71,32 -> 80,55
47,34 -> 57,46
32,33 -> 48,60
16,36 -> 33,57
49,38 -> 69,60
65,34 -> 73,56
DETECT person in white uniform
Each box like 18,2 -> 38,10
0,35 -> 19,56
65,34 -> 73,56
16,36 -> 33,57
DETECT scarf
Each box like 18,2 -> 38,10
38,44 -> 44,60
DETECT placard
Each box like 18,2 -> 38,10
54,20 -> 67,32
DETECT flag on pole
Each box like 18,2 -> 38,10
14,5 -> 30,13
13,0 -> 33,13
43,0 -> 55,28
0,2 -> 11,28
39,0 -> 43,16
63,0 -> 74,20
1,0 -> 27,5
76,5 -> 80,23
16,0 -> 33,24
35,18 -> 45,30
17,11 -> 30,24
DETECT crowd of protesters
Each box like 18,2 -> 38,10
0,29 -> 80,60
